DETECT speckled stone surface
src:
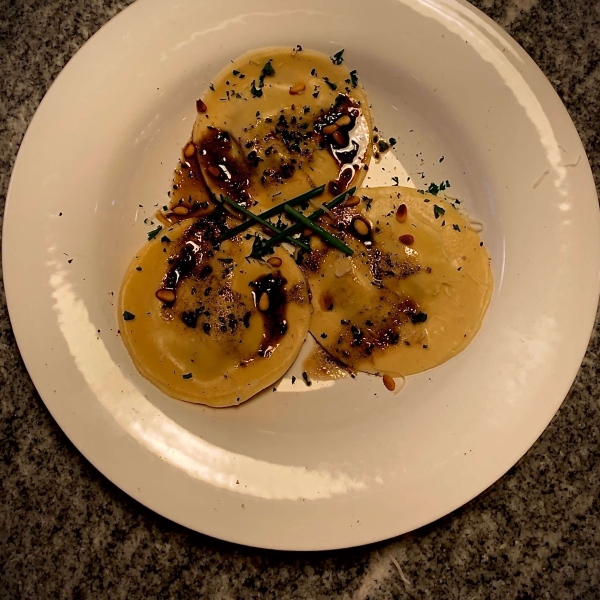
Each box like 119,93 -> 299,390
1,0 -> 599,597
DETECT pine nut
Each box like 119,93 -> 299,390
353,217 -> 370,237
302,227 -> 313,237
184,143 -> 195,158
344,195 -> 360,207
323,124 -> 338,135
383,374 -> 395,391
196,98 -> 207,113
258,293 -> 270,311
399,234 -> 414,245
207,166 -> 221,178
396,203 -> 407,223
289,82 -> 306,95
173,206 -> 189,215
336,115 -> 351,127
267,256 -> 282,268
332,130 -> 345,146
156,289 -> 176,303
310,235 -> 324,250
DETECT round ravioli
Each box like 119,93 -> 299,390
301,187 -> 493,376
119,220 -> 311,406
191,46 -> 373,209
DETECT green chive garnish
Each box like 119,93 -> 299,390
284,205 -> 354,256
219,185 -> 326,242
257,186 -> 356,254
220,196 -> 310,252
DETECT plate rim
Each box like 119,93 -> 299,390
3,0 -> 599,550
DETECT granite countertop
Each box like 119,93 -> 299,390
1,0 -> 599,598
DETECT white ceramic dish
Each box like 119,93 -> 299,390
3,0 -> 599,550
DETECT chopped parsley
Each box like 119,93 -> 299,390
389,137 -> 397,146
250,79 -> 263,98
147,225 -> 162,240
182,373 -> 193,380
433,205 -> 445,219
323,77 -> 337,90
453,224 -> 461,232
428,182 -> 440,195
377,139 -> 390,153
349,70 -> 358,87
122,311 -> 135,321
392,176 -> 399,186
302,371 -> 312,387
209,83 -> 215,91
331,49 -> 345,65
160,235 -> 171,243
261,60 -> 275,78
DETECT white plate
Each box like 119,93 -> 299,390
3,0 -> 599,550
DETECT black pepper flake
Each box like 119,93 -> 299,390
320,332 -> 328,339
182,373 -> 193,379
291,376 -> 296,385
136,266 -> 142,271
122,311 -> 135,321
301,371 -> 312,387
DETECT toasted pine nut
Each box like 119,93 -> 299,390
207,166 -> 221,178
302,227 -> 313,237
336,115 -> 351,127
399,234 -> 415,245
258,293 -> 270,311
396,203 -> 407,223
344,195 -> 360,207
332,130 -> 345,146
289,82 -> 306,95
267,256 -> 282,268
323,124 -> 338,135
184,143 -> 195,158
196,98 -> 207,113
383,374 -> 396,391
156,289 -> 176,303
173,206 -> 190,216
353,217 -> 370,237
310,235 -> 324,251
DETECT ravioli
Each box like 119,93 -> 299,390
119,219 -> 311,406
191,46 -> 373,210
119,47 -> 494,406
300,187 -> 492,376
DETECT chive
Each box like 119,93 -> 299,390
284,205 -> 354,256
257,187 -> 356,254
220,196 -> 310,252
219,185 -> 326,241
